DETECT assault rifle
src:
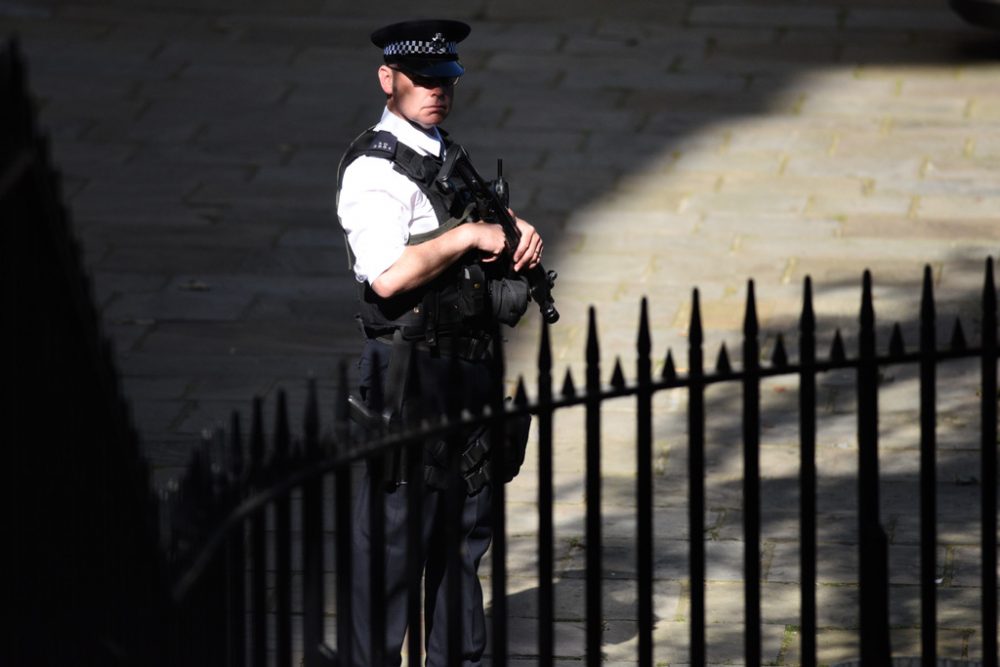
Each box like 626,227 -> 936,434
438,146 -> 560,324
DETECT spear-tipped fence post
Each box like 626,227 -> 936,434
538,320 -> 555,666
743,281 -> 761,667
249,398 -> 267,667
274,391 -> 292,667
405,343 -> 424,667
226,411 -> 246,667
919,266 -> 938,666
489,324 -> 509,667
857,271 -> 891,664
636,298 -> 654,667
445,337 -> 465,666
585,306 -> 602,667
982,258 -> 998,667
799,277 -> 817,667
333,361 -> 353,666
302,379 -> 325,667
367,350 -> 387,667
688,289 -> 706,667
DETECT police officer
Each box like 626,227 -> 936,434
335,19 -> 543,667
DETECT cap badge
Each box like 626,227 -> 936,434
431,32 -> 446,52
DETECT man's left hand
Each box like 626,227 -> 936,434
510,212 -> 543,273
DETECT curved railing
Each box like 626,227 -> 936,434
165,259 -> 997,667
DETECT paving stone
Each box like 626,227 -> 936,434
195,104 -> 363,146
210,14 -> 363,47
154,38 -> 298,68
95,244 -> 252,273
844,8 -> 971,32
689,5 -> 841,29
14,37 -> 175,80
102,320 -> 155,353
85,115 -> 205,144
90,270 -> 169,300
104,288 -> 256,322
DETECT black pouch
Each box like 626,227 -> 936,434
490,276 -> 530,326
500,408 -> 531,483
432,407 -> 532,496
457,263 -> 487,318
472,403 -> 532,489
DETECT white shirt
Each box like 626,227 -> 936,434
337,107 -> 445,285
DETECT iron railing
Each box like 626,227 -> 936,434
164,258 -> 998,667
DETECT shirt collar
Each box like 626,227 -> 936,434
376,107 -> 443,158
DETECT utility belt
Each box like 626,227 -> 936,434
358,264 -> 531,347
366,328 -> 492,362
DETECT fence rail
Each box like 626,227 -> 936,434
160,258 -> 998,667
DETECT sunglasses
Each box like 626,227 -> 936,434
391,67 -> 460,89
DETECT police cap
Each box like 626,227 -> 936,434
371,19 -> 471,79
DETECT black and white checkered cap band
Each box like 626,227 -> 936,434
384,38 -> 457,57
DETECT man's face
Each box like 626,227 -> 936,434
379,65 -> 455,128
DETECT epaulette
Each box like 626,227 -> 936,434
366,130 -> 397,158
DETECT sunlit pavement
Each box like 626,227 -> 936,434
4,0 -> 998,663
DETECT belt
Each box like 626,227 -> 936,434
371,332 -> 492,362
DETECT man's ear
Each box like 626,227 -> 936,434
378,65 -> 394,96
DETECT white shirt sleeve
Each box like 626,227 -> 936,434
338,155 -> 428,285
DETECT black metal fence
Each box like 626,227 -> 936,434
6,35 -> 998,667
160,259 -> 997,667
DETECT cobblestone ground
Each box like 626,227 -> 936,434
4,0 -> 999,664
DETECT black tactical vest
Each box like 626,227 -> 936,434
336,127 -> 482,341
338,128 -> 531,495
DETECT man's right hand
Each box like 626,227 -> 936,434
465,221 -> 506,263
371,220 -> 507,298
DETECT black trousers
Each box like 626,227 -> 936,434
351,339 -> 495,667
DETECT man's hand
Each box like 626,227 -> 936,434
510,213 -> 542,273
370,217 -> 540,299
465,220 -> 506,263
371,220 -> 504,298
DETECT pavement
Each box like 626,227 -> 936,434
4,0 -> 999,664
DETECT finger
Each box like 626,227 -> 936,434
529,237 -> 542,259
513,246 -> 529,272
523,239 -> 541,266
512,234 -> 531,264
517,244 -> 541,272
